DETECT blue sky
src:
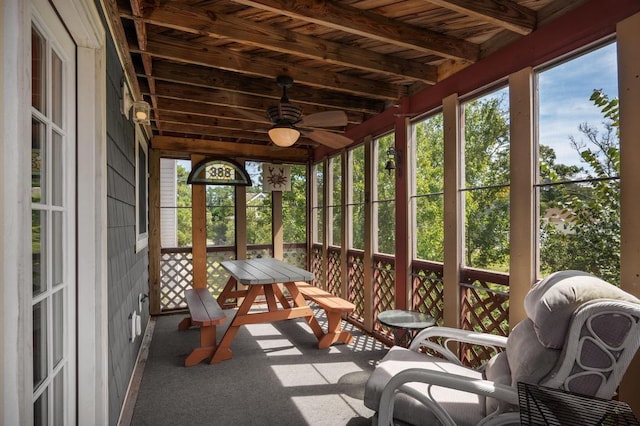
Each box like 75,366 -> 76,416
537,42 -> 618,168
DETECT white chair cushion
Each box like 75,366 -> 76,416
506,318 -> 560,385
524,270 -> 640,349
482,351 -> 511,415
364,346 -> 485,426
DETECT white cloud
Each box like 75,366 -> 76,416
537,43 -> 618,167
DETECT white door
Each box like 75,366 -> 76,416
31,0 -> 76,424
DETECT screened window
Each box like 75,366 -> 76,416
205,185 -> 235,247
329,155 -> 342,246
312,162 -> 324,244
246,162 -> 272,245
348,145 -> 365,250
536,42 -> 619,283
461,86 -> 510,271
373,133 -> 396,255
283,164 -> 307,244
411,112 -> 444,262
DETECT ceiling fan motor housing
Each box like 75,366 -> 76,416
267,102 -> 302,125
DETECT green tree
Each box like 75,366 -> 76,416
463,94 -> 510,271
540,90 -> 620,284
176,164 -> 192,247
282,164 -> 307,243
414,114 -> 445,261
205,185 -> 235,246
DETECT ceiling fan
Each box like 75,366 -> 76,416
244,75 -> 353,149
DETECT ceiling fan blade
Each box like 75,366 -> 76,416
305,129 -> 353,149
300,110 -> 348,128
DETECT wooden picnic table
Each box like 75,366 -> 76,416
211,258 -> 326,363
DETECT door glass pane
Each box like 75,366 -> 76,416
32,118 -> 46,204
32,210 -> 47,295
53,369 -> 64,426
53,289 -> 63,365
31,27 -> 46,113
51,131 -> 63,206
34,391 -> 48,426
33,301 -> 48,388
51,51 -> 63,127
52,211 -> 63,286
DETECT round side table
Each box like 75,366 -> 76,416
377,309 -> 435,347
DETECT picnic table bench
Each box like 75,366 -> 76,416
295,281 -> 356,349
178,287 -> 227,367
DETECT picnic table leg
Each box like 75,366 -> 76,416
271,284 -> 291,308
217,276 -> 238,308
210,284 -> 262,364
284,282 -> 325,341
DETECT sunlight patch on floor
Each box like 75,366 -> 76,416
271,363 -> 332,387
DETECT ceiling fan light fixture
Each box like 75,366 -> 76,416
268,125 -> 300,147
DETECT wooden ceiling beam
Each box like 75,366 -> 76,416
124,2 -> 437,84
150,97 -> 367,126
137,61 -> 385,114
227,0 -> 479,61
153,135 -> 310,163
145,81 -> 369,121
157,122 -> 273,142
155,111 -> 269,132
426,0 -> 536,35
128,34 -> 401,100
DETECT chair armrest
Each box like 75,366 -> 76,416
377,368 -> 519,426
407,326 -> 508,365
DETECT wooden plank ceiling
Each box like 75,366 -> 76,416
108,0 -> 586,158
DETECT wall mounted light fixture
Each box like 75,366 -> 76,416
121,80 -> 151,125
385,147 -> 401,175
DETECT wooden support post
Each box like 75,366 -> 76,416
148,148 -> 162,315
618,10 -> 640,413
191,154 -> 207,288
508,67 -> 535,327
442,94 -> 461,328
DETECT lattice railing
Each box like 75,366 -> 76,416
411,260 -> 445,324
373,254 -> 396,333
205,250 -> 235,298
460,268 -> 510,367
159,247 -> 236,311
159,245 -> 307,312
160,249 -> 193,310
347,250 -> 365,324
311,244 -> 324,289
247,245 -> 272,260
327,246 -> 342,296
283,243 -> 307,269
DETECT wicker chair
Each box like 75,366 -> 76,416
364,270 -> 640,426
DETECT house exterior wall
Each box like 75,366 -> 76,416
160,159 -> 178,248
103,21 -> 150,425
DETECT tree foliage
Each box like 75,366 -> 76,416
540,89 -> 620,284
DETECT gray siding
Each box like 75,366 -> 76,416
103,24 -> 150,425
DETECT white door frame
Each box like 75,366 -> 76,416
1,0 -> 107,424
